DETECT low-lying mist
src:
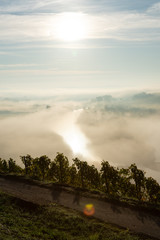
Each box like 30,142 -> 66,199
0,91 -> 160,182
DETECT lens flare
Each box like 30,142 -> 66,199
83,204 -> 95,216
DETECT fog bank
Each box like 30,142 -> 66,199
0,91 -> 160,182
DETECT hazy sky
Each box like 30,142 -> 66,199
0,0 -> 160,94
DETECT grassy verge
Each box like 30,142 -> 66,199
0,191 -> 156,240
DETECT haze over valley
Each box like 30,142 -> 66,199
1,91 -> 160,183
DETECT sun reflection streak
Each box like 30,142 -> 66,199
54,109 -> 93,159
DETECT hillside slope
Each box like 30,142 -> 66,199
0,175 -> 160,239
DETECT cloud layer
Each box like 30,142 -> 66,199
0,92 -> 160,182
78,92 -> 160,180
0,1 -> 160,43
0,103 -> 73,166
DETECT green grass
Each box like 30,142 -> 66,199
0,191 -> 155,240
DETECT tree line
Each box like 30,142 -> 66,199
0,153 -> 160,203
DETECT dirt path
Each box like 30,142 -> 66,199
0,176 -> 160,239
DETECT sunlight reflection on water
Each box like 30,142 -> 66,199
54,109 -> 94,159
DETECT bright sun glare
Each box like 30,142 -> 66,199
62,123 -> 89,156
54,12 -> 88,41
54,109 -> 93,159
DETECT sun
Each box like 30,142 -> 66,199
54,12 -> 88,41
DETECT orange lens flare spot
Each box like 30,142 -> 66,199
83,204 -> 95,216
